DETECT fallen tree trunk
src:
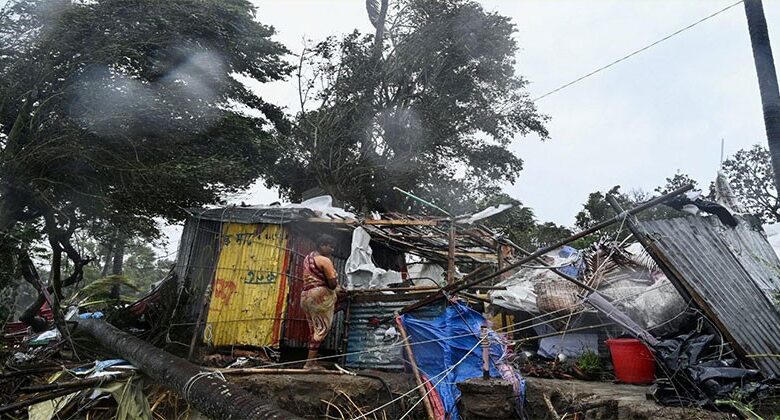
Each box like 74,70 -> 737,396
76,319 -> 301,420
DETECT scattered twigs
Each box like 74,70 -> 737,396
19,371 -> 133,393
543,393 -> 560,419
0,364 -> 85,379
149,390 -> 170,414
0,387 -> 80,415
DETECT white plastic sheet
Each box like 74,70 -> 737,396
459,204 -> 513,224
406,262 -> 446,287
283,195 -> 355,219
345,227 -> 402,289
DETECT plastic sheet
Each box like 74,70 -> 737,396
346,227 -> 403,290
459,204 -> 513,224
345,227 -> 402,289
402,303 -> 522,419
283,195 -> 355,219
653,332 -> 767,406
406,262 -> 446,287
490,246 -> 583,314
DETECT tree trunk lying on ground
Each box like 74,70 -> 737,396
76,319 -> 301,420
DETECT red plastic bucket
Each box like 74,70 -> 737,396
606,338 -> 655,384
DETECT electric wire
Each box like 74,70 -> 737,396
532,0 -> 744,101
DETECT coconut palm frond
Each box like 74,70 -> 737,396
69,275 -> 141,305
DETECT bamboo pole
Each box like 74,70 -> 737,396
480,325 -> 489,380
395,315 -> 436,420
0,364 -> 86,379
447,219 -> 456,284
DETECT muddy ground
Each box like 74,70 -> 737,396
524,377 -> 736,420
228,371 -> 747,419
230,370 -> 424,419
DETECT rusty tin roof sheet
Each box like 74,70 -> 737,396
640,216 -> 780,377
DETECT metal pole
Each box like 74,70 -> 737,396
393,187 -> 451,216
398,184 -> 693,315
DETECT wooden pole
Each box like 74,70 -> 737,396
187,282 -> 213,361
480,325 -> 489,380
219,368 -> 349,375
398,184 -> 693,315
395,315 -> 436,420
447,219 -> 456,284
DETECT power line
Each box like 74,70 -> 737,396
532,0 -> 745,102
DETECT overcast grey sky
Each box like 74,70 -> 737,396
228,0 -> 780,228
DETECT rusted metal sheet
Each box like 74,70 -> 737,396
204,223 -> 290,347
174,218 -> 223,321
640,216 -> 780,377
282,233 -> 349,351
345,296 -> 444,370
188,206 -> 316,224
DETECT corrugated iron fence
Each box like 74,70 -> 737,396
282,234 -> 349,351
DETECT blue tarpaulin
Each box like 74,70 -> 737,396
402,302 -> 523,419
554,245 -> 582,278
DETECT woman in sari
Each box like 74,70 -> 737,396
301,234 -> 341,370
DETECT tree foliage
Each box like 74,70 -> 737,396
261,0 -> 548,213
0,0 -> 289,318
721,144 -> 780,223
0,0 -> 289,234
478,193 -> 572,251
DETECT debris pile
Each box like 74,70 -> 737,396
4,187 -> 780,419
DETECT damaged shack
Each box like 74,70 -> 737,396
171,197 -> 505,360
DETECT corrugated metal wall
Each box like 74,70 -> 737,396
282,233 -> 349,351
203,224 -> 290,347
174,218 -> 223,322
346,297 -> 445,370
641,216 -> 780,377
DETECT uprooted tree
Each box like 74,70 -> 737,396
260,0 -> 549,214
0,0 -> 290,328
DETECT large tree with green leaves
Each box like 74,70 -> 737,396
721,144 -> 780,223
260,0 -> 548,213
0,0 -> 290,320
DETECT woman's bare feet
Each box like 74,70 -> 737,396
303,362 -> 326,371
